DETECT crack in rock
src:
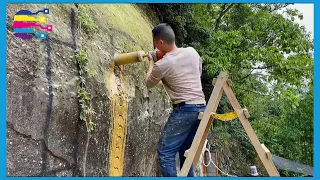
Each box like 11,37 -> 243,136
7,123 -> 72,170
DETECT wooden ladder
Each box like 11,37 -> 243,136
178,71 -> 280,177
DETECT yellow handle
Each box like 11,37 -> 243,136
213,112 -> 238,121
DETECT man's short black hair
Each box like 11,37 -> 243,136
152,23 -> 175,44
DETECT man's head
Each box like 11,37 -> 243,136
152,23 -> 176,53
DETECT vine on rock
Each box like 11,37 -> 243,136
72,48 -> 96,177
73,49 -> 96,133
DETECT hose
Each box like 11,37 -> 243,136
202,148 -> 237,177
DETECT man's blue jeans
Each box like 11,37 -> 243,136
157,103 -> 206,177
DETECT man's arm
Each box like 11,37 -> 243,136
145,54 -> 163,89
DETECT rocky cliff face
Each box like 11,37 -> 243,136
6,4 -> 171,176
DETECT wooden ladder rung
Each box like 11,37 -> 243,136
198,112 -> 214,120
243,108 -> 250,119
261,144 -> 272,160
184,149 -> 189,157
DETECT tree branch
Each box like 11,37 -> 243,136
240,69 -> 255,81
253,66 -> 270,70
215,4 -> 226,32
239,71 -> 268,83
224,3 -> 235,14
215,3 -> 234,32
258,15 -> 280,48
156,7 -> 163,22
234,86 -> 273,97
260,32 -> 274,48
242,65 -> 271,70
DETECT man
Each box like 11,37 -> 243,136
145,23 -> 206,177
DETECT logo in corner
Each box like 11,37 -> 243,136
12,8 -> 53,40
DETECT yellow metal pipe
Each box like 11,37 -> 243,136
113,51 -> 148,66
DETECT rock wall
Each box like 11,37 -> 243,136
6,4 -> 171,176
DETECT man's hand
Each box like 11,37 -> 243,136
147,52 -> 154,62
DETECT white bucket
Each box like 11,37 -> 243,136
250,166 -> 259,176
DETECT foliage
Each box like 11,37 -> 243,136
252,82 -> 313,166
77,4 -> 98,36
151,3 -> 314,175
72,49 -> 96,132
148,4 -> 193,46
